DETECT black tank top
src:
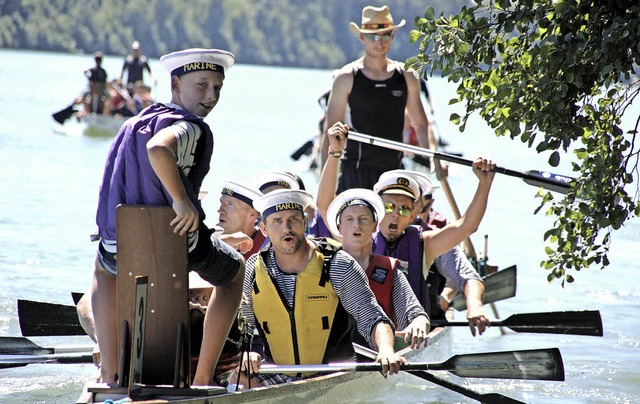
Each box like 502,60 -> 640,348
345,65 -> 407,169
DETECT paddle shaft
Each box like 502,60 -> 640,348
354,343 -> 524,404
347,131 -> 571,193
431,310 -> 603,336
0,336 -> 92,355
0,353 -> 93,365
260,348 -> 564,381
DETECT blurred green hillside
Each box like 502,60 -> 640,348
0,0 -> 466,68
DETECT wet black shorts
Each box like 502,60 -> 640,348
97,226 -> 243,285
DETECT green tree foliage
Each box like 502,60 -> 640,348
0,0 -> 469,68
408,0 -> 640,284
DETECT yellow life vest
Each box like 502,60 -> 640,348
252,240 -> 353,377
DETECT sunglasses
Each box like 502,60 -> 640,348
364,32 -> 393,42
384,202 -> 413,217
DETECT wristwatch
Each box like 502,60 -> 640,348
328,149 -> 342,158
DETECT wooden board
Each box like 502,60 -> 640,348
116,205 -> 190,386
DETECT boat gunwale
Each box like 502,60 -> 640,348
80,325 -> 450,404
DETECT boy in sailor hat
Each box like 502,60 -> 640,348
238,189 -> 406,386
372,163 -> 495,335
322,121 -> 492,335
91,48 -> 245,386
324,188 -> 431,349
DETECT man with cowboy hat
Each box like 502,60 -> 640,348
320,5 -> 437,193
238,189 -> 406,386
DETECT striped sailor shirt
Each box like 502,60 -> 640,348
242,241 -> 392,348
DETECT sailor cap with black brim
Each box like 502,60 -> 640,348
326,188 -> 386,237
256,172 -> 301,193
384,169 -> 433,197
220,181 -> 263,208
253,189 -> 313,220
160,48 -> 235,78
373,172 -> 420,201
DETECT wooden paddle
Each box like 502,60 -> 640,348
0,352 -> 93,369
290,138 -> 315,161
52,104 -> 78,124
354,343 -> 524,403
0,336 -> 92,355
347,131 -> 573,194
18,298 -> 86,337
431,310 -> 603,336
259,347 -> 564,381
451,265 -> 517,311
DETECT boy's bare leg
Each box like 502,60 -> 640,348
91,259 -> 118,384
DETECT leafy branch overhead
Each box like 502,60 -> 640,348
407,0 -> 640,284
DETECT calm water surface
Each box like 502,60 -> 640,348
0,49 -> 638,403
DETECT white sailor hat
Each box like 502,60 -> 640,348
253,189 -> 313,219
326,188 -> 385,236
373,171 -> 420,201
160,48 -> 235,78
384,169 -> 433,197
220,181 -> 263,208
256,171 -> 300,193
427,184 -> 441,196
189,272 -> 212,289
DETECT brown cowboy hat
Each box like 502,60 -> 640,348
349,5 -> 406,34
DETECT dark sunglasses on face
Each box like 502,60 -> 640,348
364,32 -> 393,42
384,202 -> 412,217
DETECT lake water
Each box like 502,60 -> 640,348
0,49 -> 638,403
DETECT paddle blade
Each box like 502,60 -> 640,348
71,292 -> 84,305
502,310 -> 603,336
290,139 -> 314,161
420,348 -> 565,381
452,265 -> 517,311
0,337 -> 53,355
52,104 -> 77,124
523,170 -> 572,194
18,299 -> 86,337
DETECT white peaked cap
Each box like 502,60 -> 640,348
373,171 -> 420,201
220,181 -> 263,208
160,48 -> 235,77
384,169 -> 433,197
326,188 -> 385,236
256,171 -> 300,193
253,189 -> 313,219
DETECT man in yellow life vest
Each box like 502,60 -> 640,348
239,189 -> 404,386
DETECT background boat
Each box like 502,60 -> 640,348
53,112 -> 128,138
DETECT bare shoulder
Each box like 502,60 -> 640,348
332,63 -> 357,85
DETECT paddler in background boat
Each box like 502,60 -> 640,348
238,189 -> 404,386
120,40 -> 157,94
320,5 -> 437,190
81,51 -> 111,116
89,48 -> 246,386
107,79 -> 137,118
316,146 -> 429,349
327,122 -> 492,336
